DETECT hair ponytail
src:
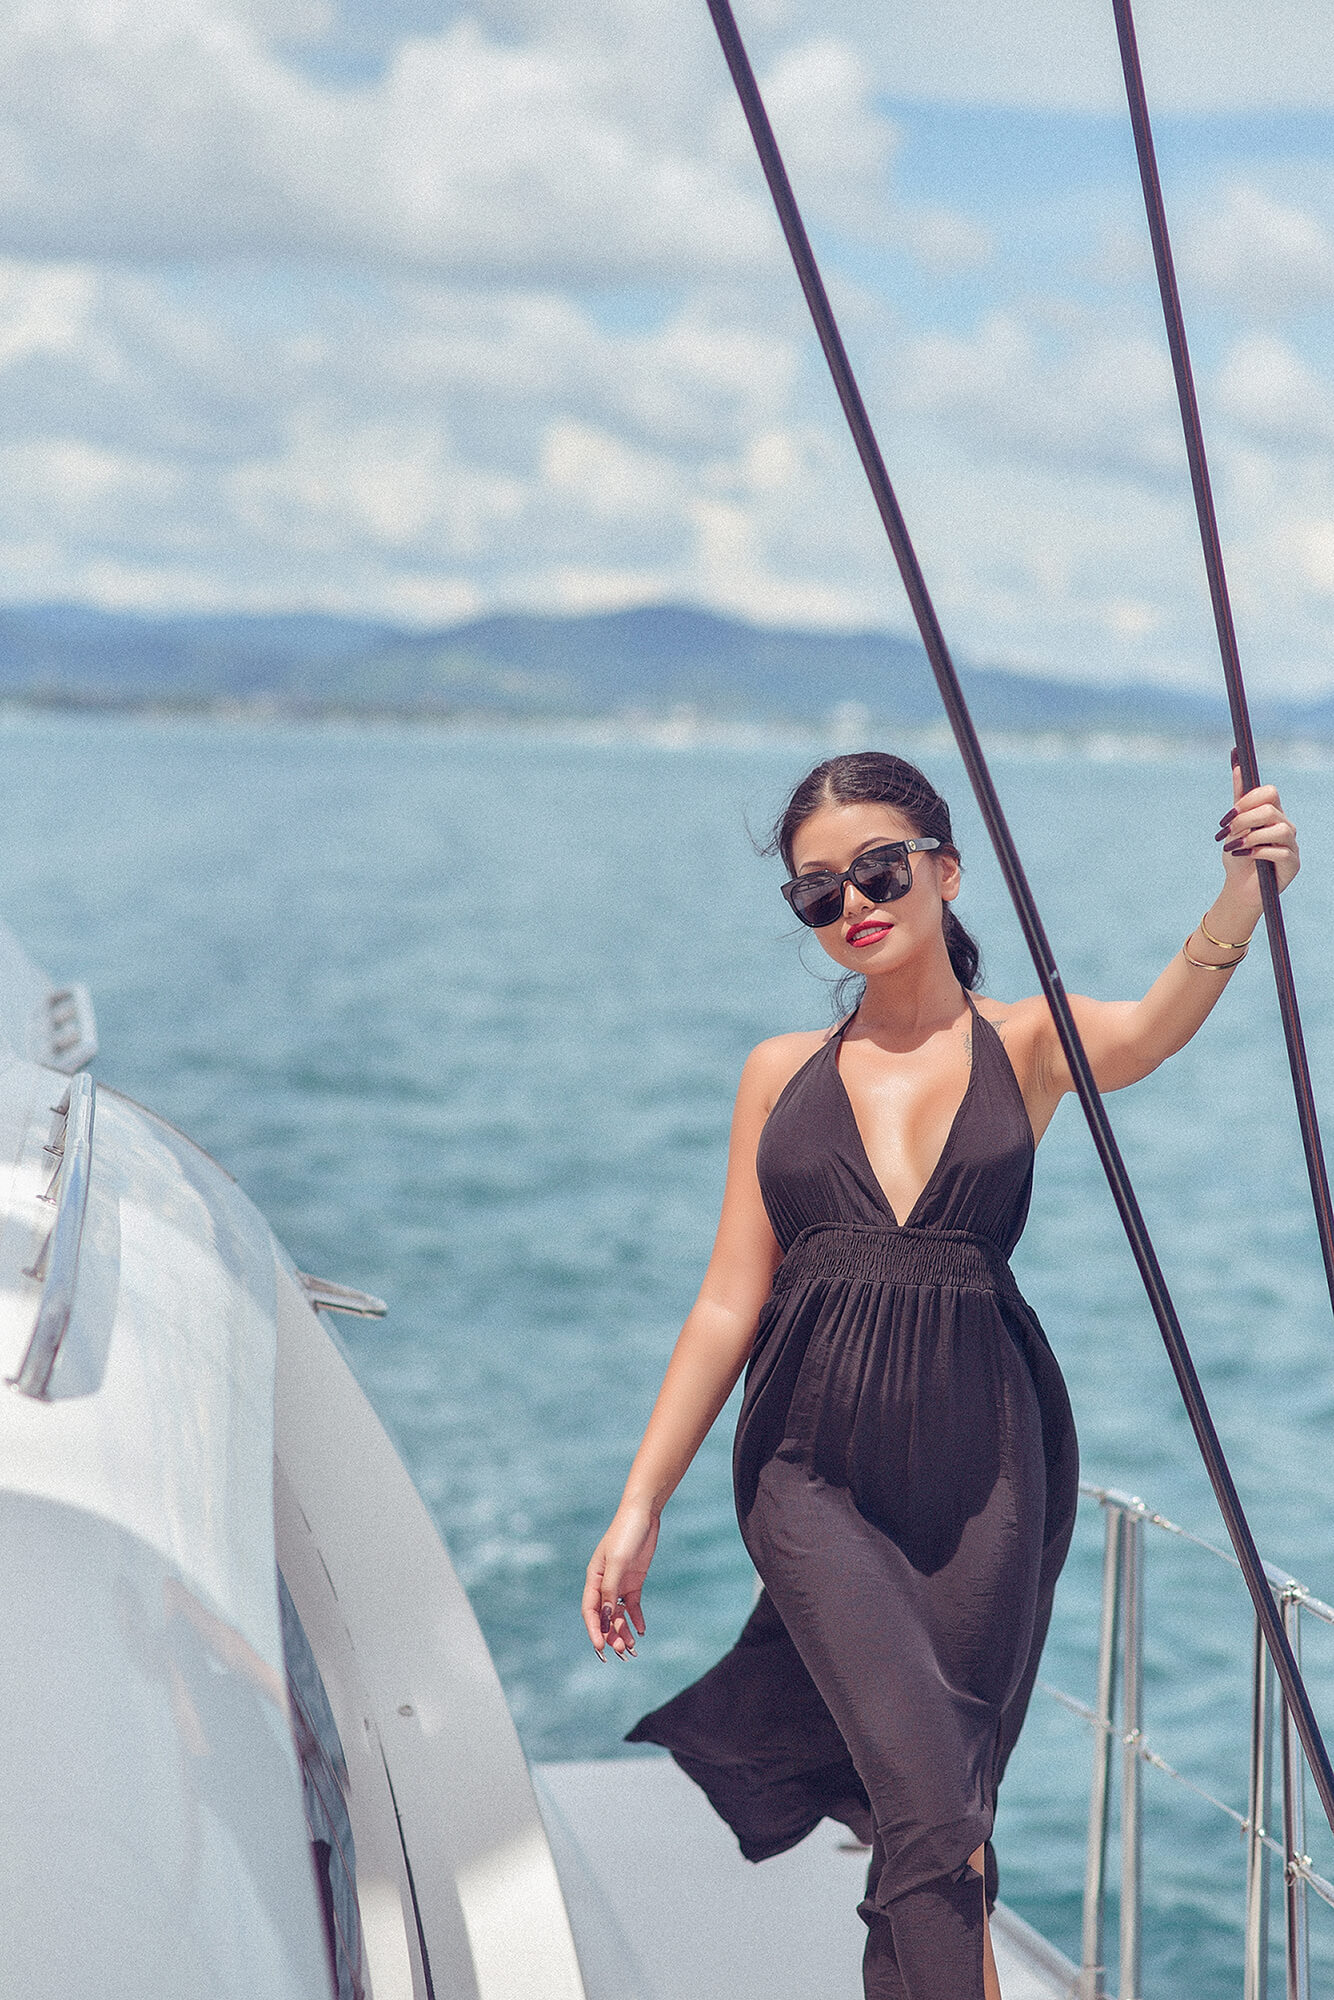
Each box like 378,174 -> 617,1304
942,906 -> 980,990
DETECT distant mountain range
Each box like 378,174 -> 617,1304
0,599 -> 1323,740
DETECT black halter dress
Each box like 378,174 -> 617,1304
628,999 -> 1079,1999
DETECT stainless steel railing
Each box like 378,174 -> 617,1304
1044,1482 -> 1334,2000
9,1071 -> 96,1398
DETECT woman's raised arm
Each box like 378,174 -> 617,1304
1030,769 -> 1300,1108
581,1037 -> 804,1660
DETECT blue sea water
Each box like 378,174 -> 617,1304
3,706 -> 1334,1995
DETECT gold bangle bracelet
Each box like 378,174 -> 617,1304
1182,937 -> 1248,972
1199,913 -> 1252,954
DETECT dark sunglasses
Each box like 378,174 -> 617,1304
781,838 -> 942,929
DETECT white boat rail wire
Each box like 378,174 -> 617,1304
1039,1483 -> 1334,2000
8,1070 -> 95,1399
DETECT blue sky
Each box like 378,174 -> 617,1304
4,0 -> 1334,693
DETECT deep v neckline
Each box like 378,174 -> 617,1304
830,994 -> 980,1229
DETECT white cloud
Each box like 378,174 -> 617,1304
231,0 -> 331,36
0,0 -> 761,278
1292,521 -> 1334,598
728,37 -> 989,266
764,0 -> 1334,113
1181,186 -> 1334,317
230,418 -> 528,553
800,297 -> 1334,694
887,309 -> 1181,484
8,249 -> 1334,688
754,39 -> 896,208
539,420 -> 682,525
0,435 -> 178,513
689,491 -> 878,627
4,0 -> 1334,694
0,2 -> 984,285
1216,334 -> 1334,450
883,434 -> 1211,683
365,20 -> 770,282
0,259 -> 97,367
0,259 -> 887,627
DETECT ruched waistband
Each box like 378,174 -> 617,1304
772,1222 -> 1020,1302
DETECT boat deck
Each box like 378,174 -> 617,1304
535,1757 -> 1078,2000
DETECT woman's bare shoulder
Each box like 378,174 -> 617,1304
972,992 -> 1051,1039
740,1028 -> 831,1110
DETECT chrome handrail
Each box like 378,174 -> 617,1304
9,1072 -> 95,1398
1282,1590 -> 1311,2000
1046,1483 -> 1334,2000
1245,1616 -> 1275,2000
1079,1506 -> 1123,2000
1078,1481 -> 1334,1626
1119,1512 -> 1144,2000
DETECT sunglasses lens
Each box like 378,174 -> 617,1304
851,846 -> 912,903
787,877 -> 844,928
784,843 -> 929,926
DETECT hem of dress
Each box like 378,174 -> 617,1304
625,1732 -> 873,1864
857,1806 -> 994,1924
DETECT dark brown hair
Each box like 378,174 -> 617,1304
768,751 -> 981,991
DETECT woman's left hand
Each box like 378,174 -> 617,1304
1218,763 -> 1300,906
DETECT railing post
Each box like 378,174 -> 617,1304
1280,1590 -> 1310,2000
1245,1608 -> 1275,2000
1119,1509 -> 1144,2000
1081,1503 -> 1125,2000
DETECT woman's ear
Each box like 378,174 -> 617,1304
937,850 -> 962,905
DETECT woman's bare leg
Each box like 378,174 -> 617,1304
969,1848 -> 1002,2000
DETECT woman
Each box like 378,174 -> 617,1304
582,750 -> 1299,2000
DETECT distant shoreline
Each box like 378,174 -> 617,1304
3,686 -> 1329,764
1,598 -> 1328,752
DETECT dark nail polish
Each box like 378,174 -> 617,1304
1214,829 -> 1226,842
1231,746 -> 1240,768
1220,807 -> 1237,827
1223,839 -> 1247,854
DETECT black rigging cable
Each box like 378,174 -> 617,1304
701,0 -> 1334,1833
1110,0 -> 1334,1322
